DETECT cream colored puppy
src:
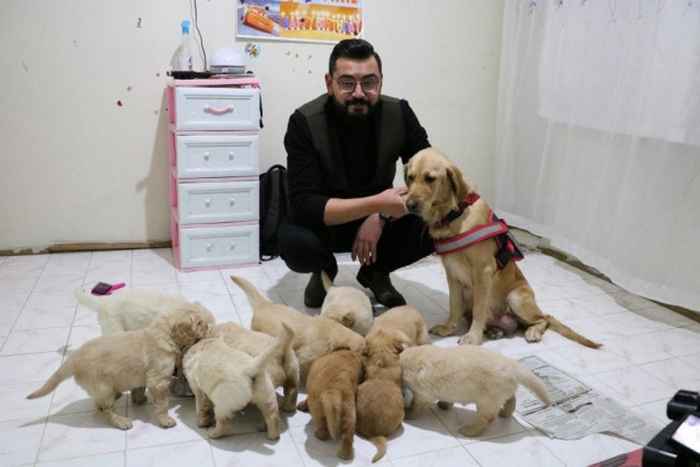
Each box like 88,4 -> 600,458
183,324 -> 293,440
367,305 -> 430,348
319,271 -> 373,336
230,276 -> 365,383
27,306 -> 213,430
400,345 -> 551,437
212,322 -> 300,412
74,287 -> 194,335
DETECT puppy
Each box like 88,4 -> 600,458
26,306 -> 213,430
319,271 -> 373,336
404,148 -> 601,348
366,305 -> 430,348
356,329 -> 406,463
400,344 -> 551,437
211,322 -> 300,412
183,323 -> 293,440
74,287 -> 193,335
298,350 -> 363,460
229,275 -> 365,382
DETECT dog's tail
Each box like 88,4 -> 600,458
320,271 -> 333,292
73,288 -> 104,311
545,315 -> 602,349
369,436 -> 387,463
245,323 -> 293,379
320,389 -> 343,440
26,358 -> 74,399
514,364 -> 551,406
229,275 -> 270,308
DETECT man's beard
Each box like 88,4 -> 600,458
332,96 -> 377,119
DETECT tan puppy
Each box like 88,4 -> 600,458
298,350 -> 363,460
26,306 -> 213,430
400,344 -> 551,437
230,276 -> 365,382
404,148 -> 601,348
366,305 -> 430,348
319,271 -> 374,336
212,322 -> 300,412
183,324 -> 293,440
357,329 -> 406,463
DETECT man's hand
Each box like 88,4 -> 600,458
376,187 -> 408,219
352,214 -> 385,266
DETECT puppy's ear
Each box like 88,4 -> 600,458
392,331 -> 411,354
341,313 -> 355,329
171,320 -> 195,348
393,340 -> 409,354
403,163 -> 409,185
446,164 -> 469,201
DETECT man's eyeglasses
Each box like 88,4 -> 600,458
335,75 -> 381,94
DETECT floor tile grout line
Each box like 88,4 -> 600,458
457,444 -> 484,467
219,268 -> 247,326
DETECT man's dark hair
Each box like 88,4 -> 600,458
328,39 -> 382,76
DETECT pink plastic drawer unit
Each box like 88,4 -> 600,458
167,78 -> 262,271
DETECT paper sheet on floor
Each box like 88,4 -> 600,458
514,355 -> 662,445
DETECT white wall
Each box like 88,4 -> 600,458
0,0 -> 503,251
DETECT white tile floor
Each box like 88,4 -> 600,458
0,249 -> 699,467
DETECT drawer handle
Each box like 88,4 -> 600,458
203,152 -> 210,161
229,244 -> 236,251
206,243 -> 213,252
204,105 -> 234,116
204,198 -> 211,207
228,152 -> 235,160
229,199 -> 236,207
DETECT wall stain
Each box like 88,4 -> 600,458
137,17 -> 143,28
117,100 -> 123,107
21,61 -> 29,72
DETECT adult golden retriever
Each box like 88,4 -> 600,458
404,148 -> 600,348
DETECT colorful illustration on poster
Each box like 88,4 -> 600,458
236,0 -> 363,43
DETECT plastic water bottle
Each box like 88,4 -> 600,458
175,19 -> 194,71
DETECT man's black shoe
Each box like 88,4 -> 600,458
304,272 -> 326,308
356,267 -> 407,308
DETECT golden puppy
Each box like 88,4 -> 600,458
26,306 -> 213,430
366,305 -> 430,348
229,276 -> 365,382
183,324 -> 293,440
212,322 -> 300,412
298,349 -> 363,460
356,329 -> 406,463
404,148 -> 601,348
400,344 -> 551,437
319,271 -> 374,336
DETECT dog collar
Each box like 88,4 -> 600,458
432,193 -> 481,229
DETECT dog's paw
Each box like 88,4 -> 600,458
457,333 -> 483,346
484,327 -> 505,340
524,326 -> 544,343
458,423 -> 487,438
197,415 -> 214,428
157,415 -> 177,429
429,323 -> 457,337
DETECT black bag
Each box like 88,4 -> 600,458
259,164 -> 290,261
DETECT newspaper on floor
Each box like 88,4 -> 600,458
515,355 -> 662,445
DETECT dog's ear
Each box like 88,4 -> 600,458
393,339 -> 409,354
341,313 -> 355,329
171,320 -> 196,347
446,164 -> 469,201
403,163 -> 410,185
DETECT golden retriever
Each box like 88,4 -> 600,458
400,344 -> 551,436
298,349 -> 363,460
319,271 -> 374,336
366,305 -> 430,348
212,322 -> 300,413
26,306 -> 214,430
229,275 -> 365,383
183,323 -> 293,439
404,148 -> 601,349
356,329 -> 406,463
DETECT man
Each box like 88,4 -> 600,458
279,39 -> 434,308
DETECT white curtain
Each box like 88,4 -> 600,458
494,0 -> 700,311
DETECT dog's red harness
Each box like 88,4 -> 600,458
433,194 -> 524,268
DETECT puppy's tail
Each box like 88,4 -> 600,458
245,323 -> 293,379
320,271 -> 333,292
26,359 -> 73,399
514,364 -> 551,406
73,288 -> 103,311
229,275 -> 270,308
545,315 -> 602,349
369,436 -> 387,463
320,389 -> 343,440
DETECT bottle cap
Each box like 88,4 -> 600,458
181,19 -> 191,34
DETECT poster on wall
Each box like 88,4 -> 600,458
236,0 -> 363,44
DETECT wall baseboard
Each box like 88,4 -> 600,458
0,241 -> 172,256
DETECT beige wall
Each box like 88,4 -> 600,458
0,0 -> 503,251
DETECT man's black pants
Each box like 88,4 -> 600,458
277,215 -> 435,278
